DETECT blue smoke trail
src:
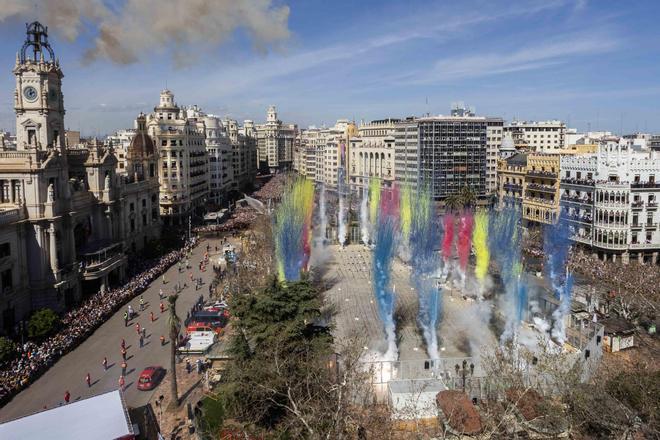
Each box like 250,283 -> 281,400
409,190 -> 442,360
278,214 -> 304,281
516,277 -> 528,325
373,216 -> 398,360
488,205 -> 528,342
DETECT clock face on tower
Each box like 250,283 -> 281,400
23,86 -> 38,102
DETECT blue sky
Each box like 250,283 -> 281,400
0,0 -> 659,135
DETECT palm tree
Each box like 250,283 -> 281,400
459,185 -> 477,209
167,294 -> 180,407
444,194 -> 462,213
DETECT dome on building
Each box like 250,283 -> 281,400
128,131 -> 154,158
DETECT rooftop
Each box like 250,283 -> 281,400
0,390 -> 133,440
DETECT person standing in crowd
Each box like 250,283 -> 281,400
160,302 -> 165,313
123,311 -> 128,327
150,311 -> 155,322
159,288 -> 164,300
119,375 -> 125,391
121,361 -> 127,375
102,357 -> 108,371
160,335 -> 165,346
135,323 -> 141,335
139,296 -> 145,311
121,347 -> 127,361
139,334 -> 144,348
121,338 -> 126,350
85,373 -> 91,388
64,390 -> 70,404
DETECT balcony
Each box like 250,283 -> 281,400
79,241 -> 126,280
631,182 -> 660,190
631,201 -> 644,210
631,223 -> 643,230
565,215 -> 592,224
646,223 -> 658,230
561,178 -> 594,187
629,242 -> 658,249
0,207 -> 22,225
503,183 -> 522,191
647,202 -> 658,210
527,183 -> 556,193
561,195 -> 593,205
527,170 -> 557,179
570,234 -> 592,245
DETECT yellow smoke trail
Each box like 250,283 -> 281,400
369,178 -> 381,225
473,210 -> 490,280
400,183 -> 412,240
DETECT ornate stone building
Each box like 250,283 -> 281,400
148,90 -> 209,225
0,22 -> 161,334
256,106 -> 297,172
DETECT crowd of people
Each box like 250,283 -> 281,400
0,238 -> 199,406
194,206 -> 257,234
252,174 -> 286,201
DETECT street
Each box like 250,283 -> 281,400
0,237 -> 224,423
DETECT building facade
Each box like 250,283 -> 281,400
224,118 -> 257,192
0,22 -> 138,332
504,120 -> 566,153
561,137 -> 660,264
148,90 -> 209,225
256,106 -> 297,172
116,113 -> 161,254
349,119 -> 397,192
497,152 -> 562,225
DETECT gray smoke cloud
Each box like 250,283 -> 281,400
0,0 -> 290,66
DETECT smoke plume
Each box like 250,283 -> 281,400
0,0 -> 290,66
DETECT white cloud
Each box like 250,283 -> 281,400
409,33 -> 619,84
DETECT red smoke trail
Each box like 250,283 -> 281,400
302,218 -> 311,270
442,214 -> 454,262
457,211 -> 474,271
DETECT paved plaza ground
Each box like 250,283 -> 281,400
321,244 -> 498,372
0,237 -> 225,423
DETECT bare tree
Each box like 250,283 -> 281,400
167,293 -> 180,407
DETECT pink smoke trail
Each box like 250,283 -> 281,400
457,211 -> 474,271
380,185 -> 400,222
442,214 -> 454,262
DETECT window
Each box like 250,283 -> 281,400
1,269 -> 12,293
142,214 -> 147,226
130,203 -> 135,212
27,129 -> 36,145
0,243 -> 9,258
161,140 -> 167,146
130,219 -> 135,232
142,199 -> 146,207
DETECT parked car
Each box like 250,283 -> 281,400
137,366 -> 166,391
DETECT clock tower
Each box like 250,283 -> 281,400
13,22 -> 65,151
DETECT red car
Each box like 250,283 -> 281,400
137,366 -> 166,391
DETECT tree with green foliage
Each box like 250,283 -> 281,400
28,308 -> 60,339
0,336 -> 17,364
212,276 -> 383,438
